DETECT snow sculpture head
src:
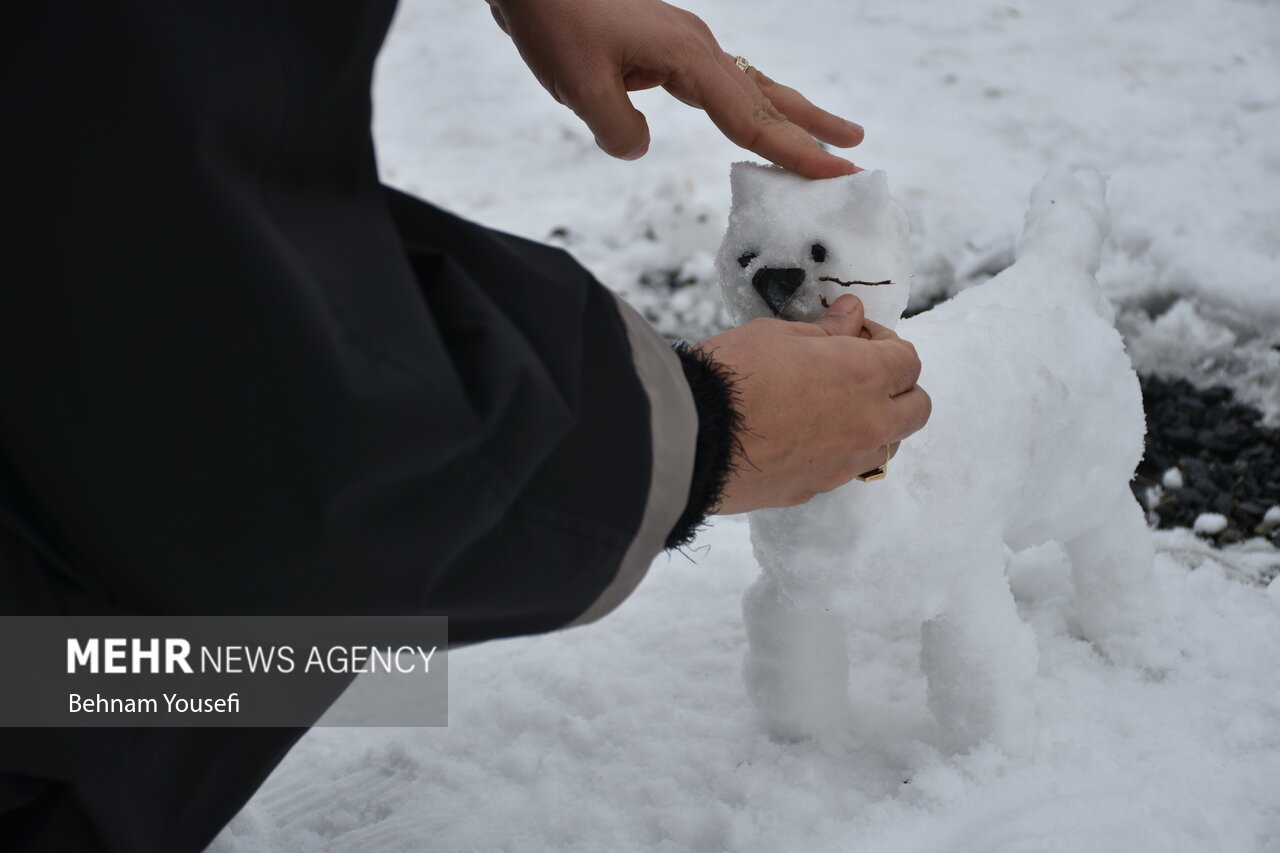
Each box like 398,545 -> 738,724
716,163 -> 912,328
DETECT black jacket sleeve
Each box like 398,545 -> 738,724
0,1 -> 700,850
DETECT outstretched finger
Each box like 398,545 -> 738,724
747,66 -> 864,148
693,56 -> 858,179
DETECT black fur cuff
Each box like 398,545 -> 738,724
664,342 -> 745,550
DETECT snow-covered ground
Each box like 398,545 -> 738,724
213,0 -> 1280,850
214,527 -> 1279,853
372,0 -> 1280,421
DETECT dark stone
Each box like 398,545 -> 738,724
1201,437 -> 1239,454
1174,487 -> 1208,508
1179,457 -> 1212,487
1143,451 -> 1170,475
1218,421 -> 1245,441
1203,387 -> 1231,404
1165,426 -> 1199,448
1211,492 -> 1234,516
1237,502 -> 1267,526
1209,464 -> 1236,491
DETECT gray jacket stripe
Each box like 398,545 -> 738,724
571,294 -> 697,626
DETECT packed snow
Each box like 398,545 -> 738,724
1195,512 -> 1232,537
723,166 -> 1156,751
212,0 -> 1280,850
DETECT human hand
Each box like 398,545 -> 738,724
696,294 -> 930,514
486,0 -> 864,178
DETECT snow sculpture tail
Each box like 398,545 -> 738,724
1014,168 -> 1113,314
1021,169 -> 1109,267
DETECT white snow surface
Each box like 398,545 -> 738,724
212,526 -> 1280,853
213,0 -> 1280,850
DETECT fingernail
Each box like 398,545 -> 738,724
845,120 -> 864,134
826,294 -> 859,315
620,141 -> 649,161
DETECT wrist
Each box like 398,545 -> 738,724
664,342 -> 745,548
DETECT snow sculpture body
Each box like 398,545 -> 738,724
718,164 -> 1154,750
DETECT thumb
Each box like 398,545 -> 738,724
810,294 -> 865,337
566,76 -> 652,161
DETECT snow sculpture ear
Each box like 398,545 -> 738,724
728,161 -> 794,209
844,169 -> 889,212
820,171 -> 912,329
719,162 -> 810,324
728,160 -> 764,209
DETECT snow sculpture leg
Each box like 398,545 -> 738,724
1063,486 -> 1156,664
919,544 -> 1038,752
742,573 -> 851,740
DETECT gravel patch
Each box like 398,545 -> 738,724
1132,375 -> 1280,547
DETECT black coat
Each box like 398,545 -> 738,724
0,2 -> 699,849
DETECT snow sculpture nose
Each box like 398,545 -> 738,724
752,267 -> 806,315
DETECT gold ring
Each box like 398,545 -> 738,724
735,56 -> 751,73
855,446 -> 891,482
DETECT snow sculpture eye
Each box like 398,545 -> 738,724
810,243 -> 827,263
738,252 -> 757,269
